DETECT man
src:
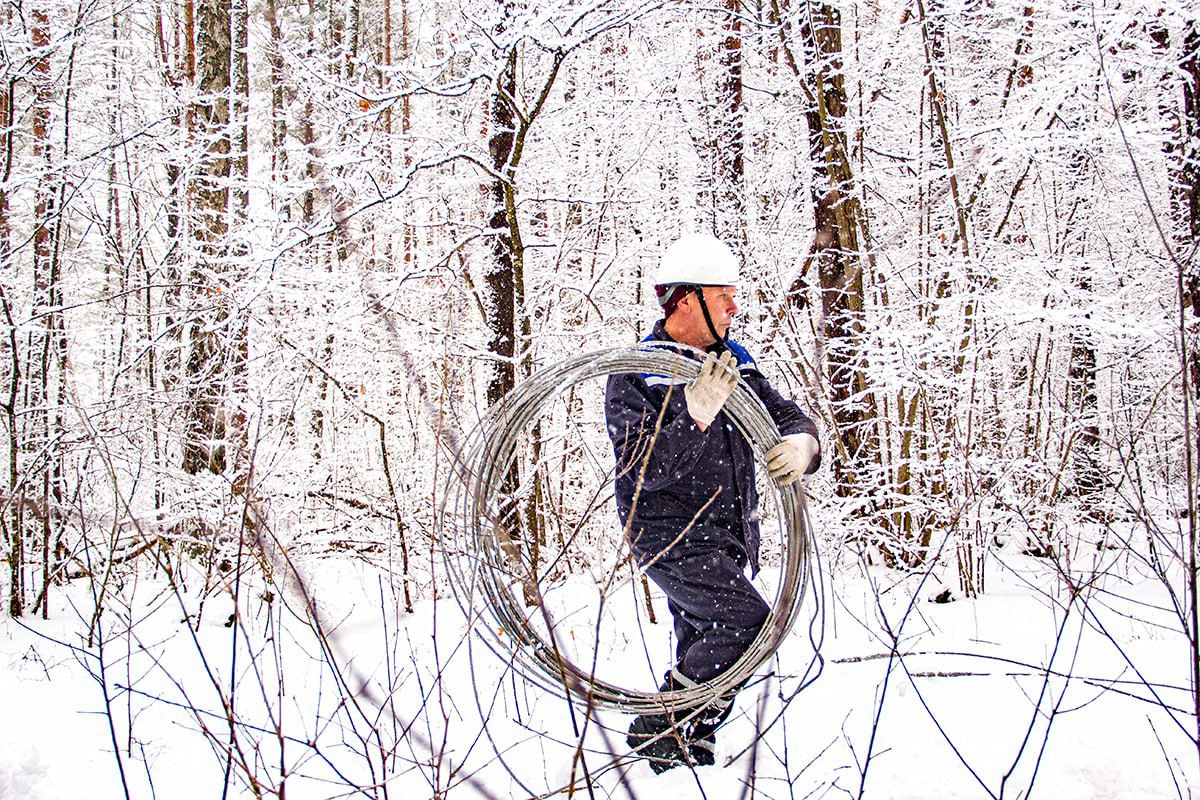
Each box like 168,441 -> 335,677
605,232 -> 820,773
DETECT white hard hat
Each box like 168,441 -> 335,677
654,233 -> 739,287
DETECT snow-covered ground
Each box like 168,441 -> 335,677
2,532 -> 1197,800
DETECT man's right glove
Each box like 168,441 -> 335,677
684,350 -> 738,429
766,433 -> 820,486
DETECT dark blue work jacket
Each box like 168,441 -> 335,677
605,321 -> 819,574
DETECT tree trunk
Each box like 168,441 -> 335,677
397,0 -> 417,268
481,36 -> 566,605
1,0 -> 15,618
14,5 -> 59,619
1179,23 -> 1200,242
793,1 -> 873,496
1057,68 -> 1103,520
231,0 -> 249,215
264,0 -> 289,215
1172,20 -> 1200,384
486,48 -> 519,410
696,0 -> 746,246
1166,19 -> 1200,775
1066,248 -> 1103,518
484,47 -> 534,603
183,0 -> 247,480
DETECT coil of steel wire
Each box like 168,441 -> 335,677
439,342 -> 814,716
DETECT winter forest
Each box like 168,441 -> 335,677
1,0 -> 1199,796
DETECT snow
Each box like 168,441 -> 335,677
2,539 -> 1195,800
1,0 -> 1196,795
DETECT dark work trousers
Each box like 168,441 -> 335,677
643,545 -> 770,685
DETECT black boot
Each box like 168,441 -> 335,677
688,730 -> 716,767
627,713 -> 692,774
686,689 -> 736,768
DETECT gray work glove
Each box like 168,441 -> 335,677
684,350 -> 738,429
766,433 -> 820,486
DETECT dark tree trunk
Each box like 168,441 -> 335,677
486,48 -> 519,409
183,0 -> 246,480
795,1 -> 872,496
0,4 -> 13,618
1181,23 -> 1200,241
481,37 -> 564,605
14,5 -> 59,618
484,46 -> 533,603
713,0 -> 745,246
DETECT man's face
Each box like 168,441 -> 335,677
664,284 -> 741,348
700,285 -> 739,338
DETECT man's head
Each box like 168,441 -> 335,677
654,234 -> 740,349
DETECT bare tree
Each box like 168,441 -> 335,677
1168,15 -> 1200,777
182,0 -> 248,481
773,0 -> 874,500
0,0 -> 19,617
694,0 -> 746,246
6,1 -> 67,618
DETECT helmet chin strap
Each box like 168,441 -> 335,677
692,286 -> 728,351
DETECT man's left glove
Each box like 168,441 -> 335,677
765,433 -> 820,486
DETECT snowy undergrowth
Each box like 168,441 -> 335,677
1,532 -> 1197,800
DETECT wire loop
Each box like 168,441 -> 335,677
440,343 -> 813,714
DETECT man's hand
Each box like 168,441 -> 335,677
684,350 -> 738,430
766,433 -> 820,486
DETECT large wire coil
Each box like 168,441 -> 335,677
440,343 -> 814,715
